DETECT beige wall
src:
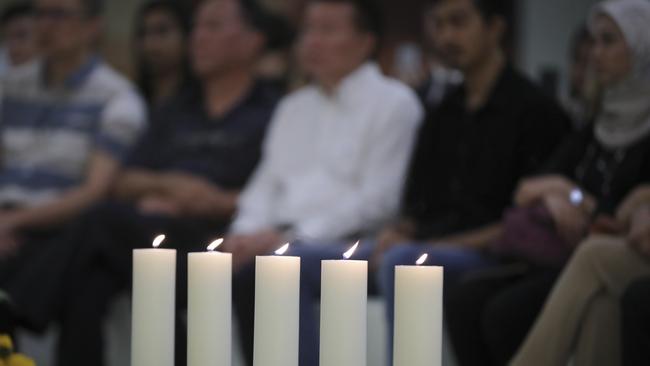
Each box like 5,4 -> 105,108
101,0 -> 148,77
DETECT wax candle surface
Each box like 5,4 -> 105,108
188,251 -> 232,366
253,255 -> 301,366
320,259 -> 368,366
131,248 -> 177,366
393,265 -> 443,366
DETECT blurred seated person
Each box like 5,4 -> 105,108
621,276 -> 650,366
110,0 -> 278,232
564,24 -> 598,129
446,1 -> 650,364
511,187 -> 650,366
374,0 -> 571,361
223,0 -> 423,364
510,185 -> 650,366
0,2 -> 38,75
132,0 -> 193,107
0,0 -> 145,335
416,1 -> 462,109
26,1 -> 281,366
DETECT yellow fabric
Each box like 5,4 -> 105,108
0,335 -> 35,366
0,335 -> 13,350
4,354 -> 36,366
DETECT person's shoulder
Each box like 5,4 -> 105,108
505,67 -> 560,108
504,67 -> 570,125
253,80 -> 284,101
280,83 -> 319,104
88,62 -> 139,97
362,66 -> 415,98
270,83 -> 320,119
359,71 -> 422,118
382,75 -> 420,102
148,92 -> 188,125
377,75 -> 424,120
90,62 -> 146,116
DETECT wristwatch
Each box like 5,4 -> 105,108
569,188 -> 585,207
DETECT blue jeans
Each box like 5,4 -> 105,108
233,240 -> 375,366
377,244 -> 496,365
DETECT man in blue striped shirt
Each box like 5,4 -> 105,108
0,0 -> 145,333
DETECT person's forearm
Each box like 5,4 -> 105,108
11,187 -> 109,231
112,169 -> 167,202
207,190 -> 240,218
517,175 -> 576,207
431,223 -> 503,249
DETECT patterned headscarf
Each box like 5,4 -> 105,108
590,0 -> 650,149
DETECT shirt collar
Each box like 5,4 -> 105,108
485,64 -> 516,110
40,55 -> 100,90
447,64 -> 516,113
195,79 -> 270,122
319,62 -> 381,102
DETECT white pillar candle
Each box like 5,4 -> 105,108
188,239 -> 232,366
393,254 -> 443,366
254,244 -> 301,366
320,242 -> 368,366
131,235 -> 177,366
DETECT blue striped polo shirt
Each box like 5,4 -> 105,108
0,56 -> 146,207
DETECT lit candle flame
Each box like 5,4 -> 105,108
343,241 -> 360,259
416,253 -> 428,266
207,238 -> 224,252
152,234 -> 166,248
275,243 -> 290,256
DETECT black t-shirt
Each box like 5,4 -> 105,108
127,82 -> 280,190
403,66 -> 572,239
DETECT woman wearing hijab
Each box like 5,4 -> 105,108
509,184 -> 650,366
507,1 -> 650,365
444,1 -> 650,365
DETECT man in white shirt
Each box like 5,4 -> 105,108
224,0 -> 423,365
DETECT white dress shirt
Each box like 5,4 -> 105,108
230,62 -> 424,242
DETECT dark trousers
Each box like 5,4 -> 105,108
0,226 -> 82,334
446,266 -> 559,366
622,277 -> 650,366
49,201 -> 226,366
233,241 -> 376,366
378,245 -> 498,365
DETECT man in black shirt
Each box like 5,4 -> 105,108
374,0 -> 570,361
52,1 -> 280,366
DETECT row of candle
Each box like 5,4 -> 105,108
131,236 -> 443,366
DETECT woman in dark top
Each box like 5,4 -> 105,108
446,0 -> 650,364
133,0 -> 193,106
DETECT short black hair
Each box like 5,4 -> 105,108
431,0 -> 512,24
196,0 -> 295,51
134,0 -> 193,103
310,0 -> 384,39
1,2 -> 33,27
240,0 -> 295,50
136,0 -> 191,35
472,0 -> 511,22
